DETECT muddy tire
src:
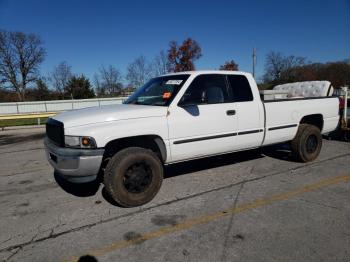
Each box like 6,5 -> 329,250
104,147 -> 163,207
291,124 -> 322,162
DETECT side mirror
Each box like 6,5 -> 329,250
178,102 -> 200,116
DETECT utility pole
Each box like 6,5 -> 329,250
252,48 -> 257,79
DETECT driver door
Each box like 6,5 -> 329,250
167,74 -> 238,162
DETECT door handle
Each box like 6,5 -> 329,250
226,110 -> 236,116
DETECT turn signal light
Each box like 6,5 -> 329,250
82,137 -> 91,146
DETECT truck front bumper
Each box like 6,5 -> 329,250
44,138 -> 105,183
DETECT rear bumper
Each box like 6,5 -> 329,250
44,137 -> 104,181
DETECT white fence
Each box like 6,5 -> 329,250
0,97 -> 127,115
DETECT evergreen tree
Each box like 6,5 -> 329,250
64,75 -> 95,99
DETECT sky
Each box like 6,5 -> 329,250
0,0 -> 349,83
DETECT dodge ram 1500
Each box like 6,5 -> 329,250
45,71 -> 339,207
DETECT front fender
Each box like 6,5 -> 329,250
64,116 -> 169,148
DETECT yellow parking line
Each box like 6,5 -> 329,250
64,174 -> 350,262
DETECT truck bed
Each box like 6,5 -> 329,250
262,96 -> 339,146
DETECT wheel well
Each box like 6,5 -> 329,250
103,135 -> 167,163
300,114 -> 323,131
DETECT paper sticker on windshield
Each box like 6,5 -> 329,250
166,80 -> 183,85
162,92 -> 172,99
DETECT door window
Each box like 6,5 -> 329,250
179,74 -> 229,105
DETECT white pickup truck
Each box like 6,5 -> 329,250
45,71 -> 339,207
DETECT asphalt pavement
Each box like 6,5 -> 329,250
0,127 -> 349,262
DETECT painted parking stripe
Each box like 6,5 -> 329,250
64,174 -> 350,262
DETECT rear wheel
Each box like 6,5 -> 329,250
291,124 -> 322,162
104,147 -> 163,207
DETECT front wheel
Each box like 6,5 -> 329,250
104,147 -> 163,207
291,124 -> 322,162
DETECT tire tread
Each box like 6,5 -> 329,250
291,124 -> 322,162
104,147 -> 163,207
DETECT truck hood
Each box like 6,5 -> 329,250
52,104 -> 168,128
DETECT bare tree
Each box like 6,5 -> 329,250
167,38 -> 202,72
219,60 -> 239,71
0,77 -> 5,89
290,62 -> 350,88
94,65 -> 123,96
263,51 -> 306,84
126,55 -> 152,88
50,61 -> 72,98
151,50 -> 169,76
0,30 -> 46,101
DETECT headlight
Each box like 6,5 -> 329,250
64,136 -> 97,149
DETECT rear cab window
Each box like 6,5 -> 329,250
227,75 -> 253,102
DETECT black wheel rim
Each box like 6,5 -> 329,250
123,162 -> 153,194
306,134 -> 318,154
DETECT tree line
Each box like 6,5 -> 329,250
0,30 -> 207,102
261,51 -> 350,89
0,29 -> 349,102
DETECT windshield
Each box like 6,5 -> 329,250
124,74 -> 190,106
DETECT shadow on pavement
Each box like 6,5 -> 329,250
77,255 -> 98,262
101,148 -> 267,207
54,145 -> 296,206
0,133 -> 45,146
54,172 -> 100,197
261,143 -> 296,162
164,148 -> 264,179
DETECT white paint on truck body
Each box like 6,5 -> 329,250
51,70 -> 339,164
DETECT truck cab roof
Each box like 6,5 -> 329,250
163,70 -> 253,78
